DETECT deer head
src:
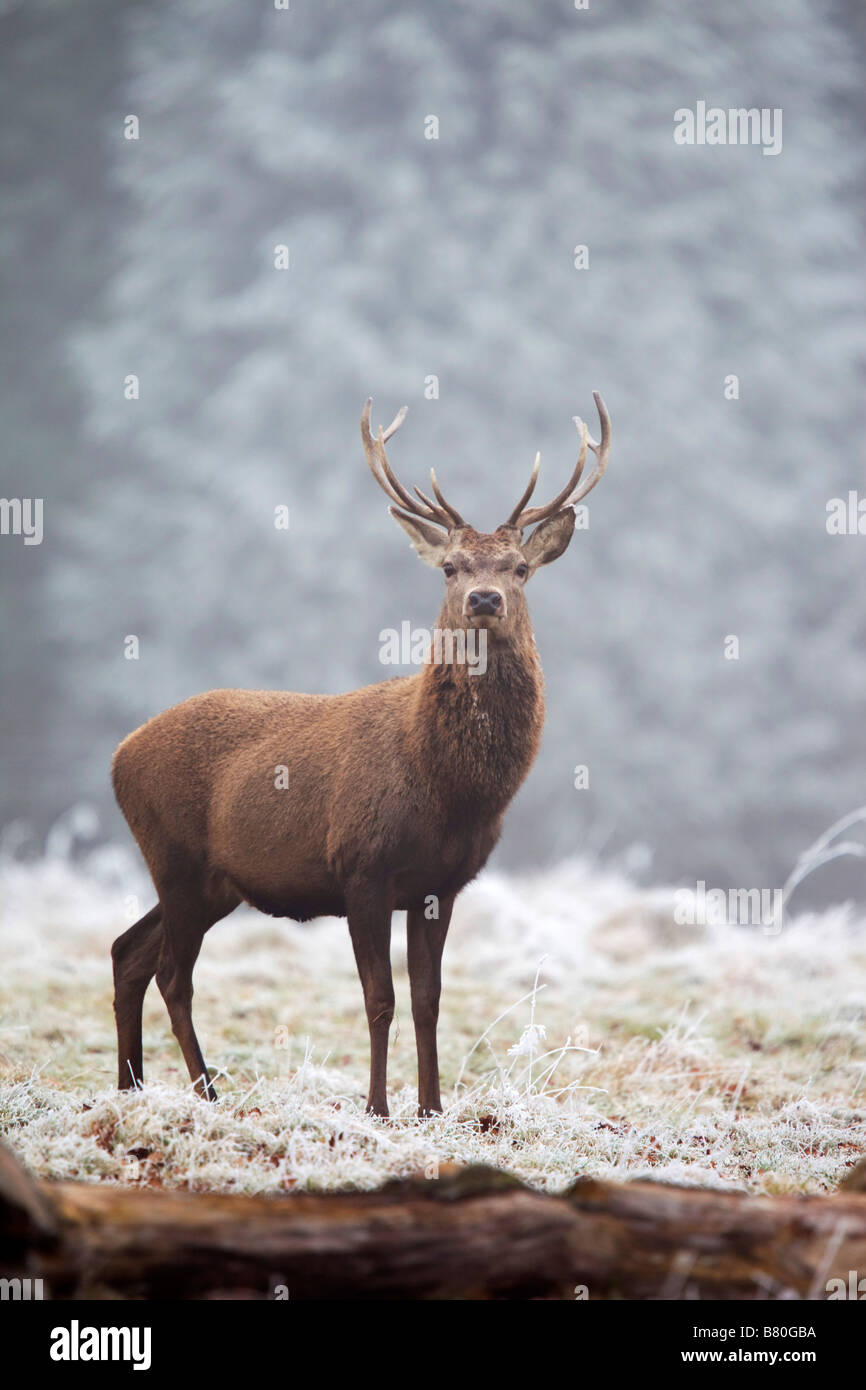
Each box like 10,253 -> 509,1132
361,392 -> 611,639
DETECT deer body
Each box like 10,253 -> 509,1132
114,633 -> 543,920
111,393 -> 610,1115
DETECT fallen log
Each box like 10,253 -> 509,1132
2,1140 -> 865,1299
566,1175 -> 866,1300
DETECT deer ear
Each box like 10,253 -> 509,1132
522,507 -> 576,575
389,508 -> 451,568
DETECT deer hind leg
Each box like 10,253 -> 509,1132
346,885 -> 394,1118
153,876 -> 240,1101
155,917 -> 213,1100
407,896 -> 453,1117
112,904 -> 163,1090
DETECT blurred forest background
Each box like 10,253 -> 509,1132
1,0 -> 865,902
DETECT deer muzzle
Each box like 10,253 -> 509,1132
465,588 -> 505,620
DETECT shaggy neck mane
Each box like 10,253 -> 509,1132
406,605 -> 545,813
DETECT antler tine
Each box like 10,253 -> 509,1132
429,467 -> 466,527
361,398 -> 464,530
373,423 -> 422,515
511,424 -> 587,530
361,399 -> 412,511
412,473 -> 465,527
381,405 -> 408,443
508,391 -> 611,530
567,390 -> 611,505
412,484 -> 445,517
505,451 -> 541,527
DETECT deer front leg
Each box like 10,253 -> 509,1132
346,886 -> 394,1118
407,895 -> 453,1117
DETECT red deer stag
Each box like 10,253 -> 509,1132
111,392 -> 611,1116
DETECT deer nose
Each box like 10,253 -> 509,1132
466,589 -> 503,617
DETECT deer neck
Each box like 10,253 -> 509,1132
410,607 -> 545,811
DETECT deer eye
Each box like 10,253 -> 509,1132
442,562 -> 456,578
516,562 -> 529,579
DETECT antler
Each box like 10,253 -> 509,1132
506,390 -> 611,530
361,398 -> 466,530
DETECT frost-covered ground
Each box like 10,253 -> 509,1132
1,846 -> 864,1196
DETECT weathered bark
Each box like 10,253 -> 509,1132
0,1138 -> 58,1247
2,1140 -> 865,1300
566,1175 -> 866,1299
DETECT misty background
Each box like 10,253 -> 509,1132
1,0 -> 865,905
